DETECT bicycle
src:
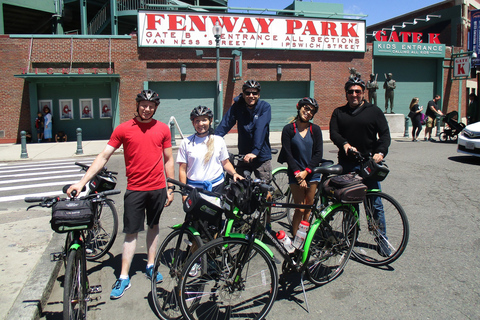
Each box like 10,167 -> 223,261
177,165 -> 361,319
25,189 -> 121,320
346,151 -> 410,266
227,150 -> 290,221
70,162 -> 119,260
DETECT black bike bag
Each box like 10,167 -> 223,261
51,199 -> 94,233
323,173 -> 367,204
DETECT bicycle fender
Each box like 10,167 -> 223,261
224,219 -> 235,237
367,189 -> 381,192
69,243 -> 81,251
272,166 -> 287,175
171,224 -> 201,237
301,203 -> 353,264
225,233 -> 274,258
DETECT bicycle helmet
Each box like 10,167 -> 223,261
136,89 -> 160,106
190,105 -> 214,121
344,77 -> 366,91
242,80 -> 261,92
296,97 -> 319,115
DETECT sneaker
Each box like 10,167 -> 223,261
375,236 -> 392,258
429,138 -> 436,142
146,265 -> 163,283
110,278 -> 131,299
189,263 -> 201,277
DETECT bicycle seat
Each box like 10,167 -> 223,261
313,164 -> 343,175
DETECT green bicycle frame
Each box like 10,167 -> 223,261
272,166 -> 287,174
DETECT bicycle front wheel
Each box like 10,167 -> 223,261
85,199 -> 118,261
270,168 -> 290,221
352,191 -> 409,266
306,205 -> 357,286
178,237 -> 278,320
63,248 -> 87,320
152,228 -> 204,320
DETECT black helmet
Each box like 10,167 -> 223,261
190,105 -> 213,121
296,97 -> 319,114
344,77 -> 366,91
136,89 -> 160,106
242,80 -> 261,92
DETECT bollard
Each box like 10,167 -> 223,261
20,131 -> 28,158
404,116 -> 410,138
170,120 -> 176,146
435,115 -> 442,137
76,128 -> 84,155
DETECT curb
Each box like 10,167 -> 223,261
6,232 -> 64,320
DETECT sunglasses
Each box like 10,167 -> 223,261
347,89 -> 363,95
244,91 -> 259,96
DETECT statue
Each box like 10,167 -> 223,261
348,67 -> 359,79
366,73 -> 378,105
383,72 -> 396,113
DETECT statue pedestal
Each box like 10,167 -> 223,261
384,113 -> 406,138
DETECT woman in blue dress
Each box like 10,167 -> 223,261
278,98 -> 323,236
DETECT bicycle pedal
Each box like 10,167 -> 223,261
50,252 -> 64,262
88,285 -> 102,294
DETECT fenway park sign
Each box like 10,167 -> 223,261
138,11 -> 365,52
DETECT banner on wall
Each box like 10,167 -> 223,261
138,11 -> 365,52
470,9 -> 480,66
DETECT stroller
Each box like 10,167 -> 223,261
439,111 -> 466,142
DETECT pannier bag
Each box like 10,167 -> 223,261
88,174 -> 116,192
183,188 -> 223,224
360,158 -> 390,181
51,199 -> 94,233
323,173 -> 367,203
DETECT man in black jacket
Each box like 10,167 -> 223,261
330,77 -> 392,257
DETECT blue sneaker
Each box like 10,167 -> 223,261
110,278 -> 131,299
146,265 -> 163,283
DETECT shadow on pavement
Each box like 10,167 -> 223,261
448,155 -> 480,165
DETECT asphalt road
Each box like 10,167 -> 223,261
40,139 -> 480,319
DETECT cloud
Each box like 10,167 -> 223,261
343,5 -> 366,19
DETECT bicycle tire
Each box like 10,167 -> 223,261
306,205 -> 357,286
63,248 -> 87,320
351,191 -> 409,266
85,199 -> 118,261
270,168 -> 290,221
439,132 -> 447,142
178,237 -> 278,320
152,228 -> 204,320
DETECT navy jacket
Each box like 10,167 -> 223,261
215,94 -> 272,162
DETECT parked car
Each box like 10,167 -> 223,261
457,121 -> 480,157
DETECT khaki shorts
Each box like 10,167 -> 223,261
426,116 -> 436,128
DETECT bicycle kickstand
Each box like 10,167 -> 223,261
300,273 -> 310,313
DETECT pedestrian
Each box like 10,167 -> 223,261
43,106 -> 52,142
67,89 -> 175,300
408,97 -> 423,141
467,93 -> 479,124
35,112 -> 44,142
277,97 -> 323,236
55,131 -> 67,142
424,95 -> 443,141
330,77 -> 391,257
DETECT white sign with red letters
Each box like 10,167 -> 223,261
138,11 -> 365,52
454,56 -> 471,77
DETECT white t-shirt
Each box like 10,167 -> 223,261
177,134 -> 229,187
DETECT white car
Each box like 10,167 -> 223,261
457,121 -> 480,157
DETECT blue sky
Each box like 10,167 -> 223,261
226,0 -> 442,26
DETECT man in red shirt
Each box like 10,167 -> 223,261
67,89 -> 175,299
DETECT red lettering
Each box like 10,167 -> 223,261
21,68 -> 28,74
286,20 -> 302,34
92,68 -> 98,74
256,18 -> 274,34
107,68 -> 114,74
399,32 -> 411,42
375,31 -> 387,41
341,23 -> 358,37
78,68 -> 84,74
321,22 -> 338,36
210,16 -> 239,33
35,68 -> 38,74
146,14 -> 164,30
457,64 -> 465,75
169,15 -> 186,31
47,68 -> 53,74
428,33 -> 440,44
189,15 -> 207,31
302,21 -> 318,35
388,31 -> 400,42
238,18 -> 256,33
62,68 -> 69,74
412,32 -> 423,43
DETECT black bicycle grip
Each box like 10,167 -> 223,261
24,196 -> 47,203
101,189 -> 121,196
166,177 -> 192,190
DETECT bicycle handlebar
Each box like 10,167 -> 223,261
24,189 -> 121,209
166,178 -> 222,198
75,162 -> 118,176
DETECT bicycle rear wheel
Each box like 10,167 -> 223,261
63,247 -> 87,320
178,237 -> 278,320
270,168 -> 290,221
306,205 -> 357,286
152,228 -> 204,320
352,191 -> 409,266
85,199 -> 118,261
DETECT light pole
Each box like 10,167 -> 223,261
213,21 -> 223,127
